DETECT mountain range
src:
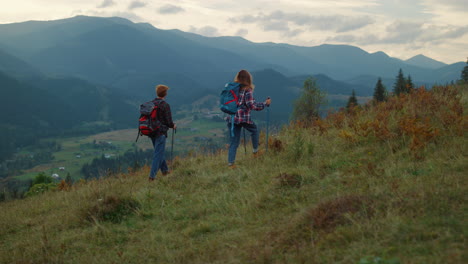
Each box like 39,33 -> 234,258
0,15 -> 465,156
404,54 -> 447,69
0,15 -> 463,89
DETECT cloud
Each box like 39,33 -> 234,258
229,11 -> 374,33
327,33 -> 382,45
384,21 -> 468,44
189,26 -> 220,37
440,26 -> 468,39
336,17 -> 376,33
235,28 -> 248,37
85,9 -> 143,23
128,1 -> 146,10
230,12 -> 305,38
158,4 -> 185,14
327,34 -> 358,43
284,29 -> 304,38
231,14 -> 258,24
97,0 -> 115,9
263,20 -> 289,32
383,21 -> 425,43
109,11 -> 143,22
357,0 -> 432,20
327,20 -> 468,46
423,0 -> 468,12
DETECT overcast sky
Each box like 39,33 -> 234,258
0,0 -> 466,64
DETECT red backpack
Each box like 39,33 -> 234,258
136,99 -> 162,141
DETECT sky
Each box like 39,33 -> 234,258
0,0 -> 466,64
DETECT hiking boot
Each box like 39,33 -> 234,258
148,177 -> 155,182
228,163 -> 237,169
253,150 -> 264,157
162,171 -> 171,176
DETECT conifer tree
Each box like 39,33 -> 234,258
373,77 -> 387,102
393,68 -> 406,95
461,58 -> 468,83
406,75 -> 414,92
292,77 -> 326,124
347,89 -> 358,109
65,173 -> 72,185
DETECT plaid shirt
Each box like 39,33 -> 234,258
232,88 -> 266,124
153,98 -> 174,137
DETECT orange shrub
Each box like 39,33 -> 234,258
308,85 -> 465,156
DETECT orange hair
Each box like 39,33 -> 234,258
156,84 -> 169,98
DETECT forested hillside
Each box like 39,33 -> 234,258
0,71 -> 135,162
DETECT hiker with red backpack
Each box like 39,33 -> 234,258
138,85 -> 176,181
223,70 -> 271,167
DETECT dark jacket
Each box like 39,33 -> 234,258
153,98 -> 174,137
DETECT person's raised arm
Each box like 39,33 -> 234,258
244,90 -> 266,111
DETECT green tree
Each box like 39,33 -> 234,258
393,69 -> 407,95
25,172 -> 56,197
373,78 -> 387,102
291,77 -> 326,124
461,58 -> 468,83
32,172 -> 54,185
406,75 -> 414,92
346,89 -> 358,109
65,173 -> 73,185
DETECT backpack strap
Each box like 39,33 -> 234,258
151,99 -> 164,119
237,88 -> 247,107
230,115 -> 235,137
152,98 -> 163,107
229,89 -> 246,137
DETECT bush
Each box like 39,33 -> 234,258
308,195 -> 374,231
32,172 -> 54,185
276,173 -> 302,188
84,196 -> 140,223
25,182 -> 57,197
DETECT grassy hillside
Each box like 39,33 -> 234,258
0,84 -> 466,263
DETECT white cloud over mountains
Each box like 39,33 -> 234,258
97,0 -> 116,9
189,26 -> 220,37
328,21 -> 468,45
128,1 -> 146,10
229,11 -> 375,35
424,0 -> 468,12
158,4 -> 185,15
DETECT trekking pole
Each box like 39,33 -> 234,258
171,128 -> 176,164
266,97 -> 270,153
243,128 -> 247,154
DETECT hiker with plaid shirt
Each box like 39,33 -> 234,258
227,70 -> 271,167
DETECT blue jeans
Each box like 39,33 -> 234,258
228,122 -> 259,164
149,135 -> 168,179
